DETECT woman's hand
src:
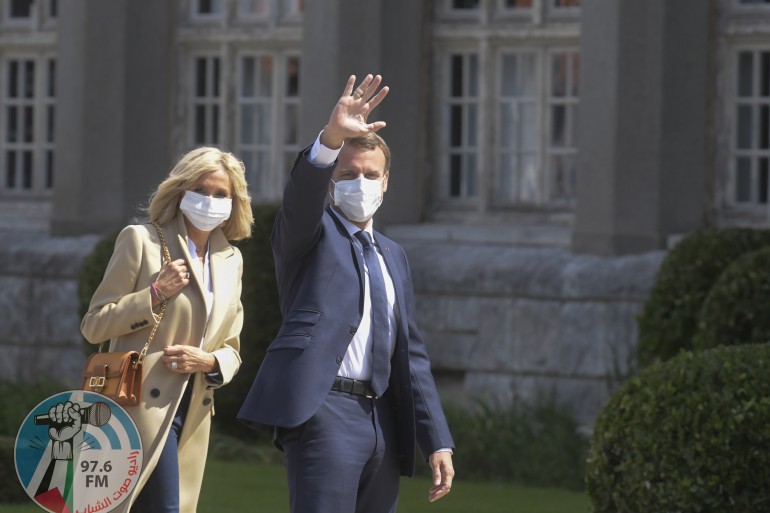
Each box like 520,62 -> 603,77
153,258 -> 190,304
162,345 -> 217,374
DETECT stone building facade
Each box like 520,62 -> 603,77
2,0 -> 769,424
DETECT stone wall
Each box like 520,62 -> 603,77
0,227 -> 665,426
0,231 -> 100,388
394,226 -> 665,426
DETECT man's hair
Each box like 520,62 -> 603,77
346,132 -> 391,171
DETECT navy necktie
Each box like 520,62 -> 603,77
355,230 -> 391,396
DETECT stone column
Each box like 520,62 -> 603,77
300,0 -> 427,226
572,0 -> 712,255
51,0 -> 174,236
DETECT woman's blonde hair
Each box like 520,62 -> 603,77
146,147 -> 254,241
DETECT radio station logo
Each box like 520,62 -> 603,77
15,390 -> 143,513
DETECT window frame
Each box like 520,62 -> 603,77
432,0 -> 580,217
232,50 -> 301,202
190,0 -> 225,20
437,49 -> 483,208
724,45 -> 770,211
188,53 -> 223,148
176,5 -> 303,202
4,0 -> 35,27
0,53 -> 57,197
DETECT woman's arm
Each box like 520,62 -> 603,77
80,225 -> 157,344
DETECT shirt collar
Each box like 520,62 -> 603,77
187,237 -> 210,261
329,207 -> 375,241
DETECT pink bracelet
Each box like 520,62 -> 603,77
151,282 -> 167,303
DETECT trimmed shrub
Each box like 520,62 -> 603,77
0,436 -> 27,502
0,380 -> 67,503
76,205 -> 282,441
636,228 -> 770,367
443,399 -> 588,490
694,247 -> 770,350
0,380 -> 65,436
586,345 -> 770,513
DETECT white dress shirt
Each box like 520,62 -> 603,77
187,237 -> 213,347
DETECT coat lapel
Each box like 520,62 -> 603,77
327,206 -> 366,292
174,215 -> 207,300
376,232 -> 408,334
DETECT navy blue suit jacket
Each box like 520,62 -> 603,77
238,148 -> 454,476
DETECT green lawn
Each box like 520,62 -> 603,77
0,460 -> 590,513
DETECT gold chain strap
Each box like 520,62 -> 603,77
138,222 -> 172,365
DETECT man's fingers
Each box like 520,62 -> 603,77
342,75 -> 356,97
429,483 -> 451,502
352,74 -> 374,99
359,74 -> 380,99
367,121 -> 387,133
365,86 -> 389,112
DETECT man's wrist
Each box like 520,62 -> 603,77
310,131 -> 342,166
319,126 -> 344,150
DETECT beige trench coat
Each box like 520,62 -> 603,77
81,214 -> 243,513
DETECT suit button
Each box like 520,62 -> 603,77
203,398 -> 212,406
336,355 -> 344,365
150,388 -> 160,398
349,325 -> 357,335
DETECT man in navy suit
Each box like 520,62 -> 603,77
238,74 -> 455,513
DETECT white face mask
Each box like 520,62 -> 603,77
331,176 -> 384,223
179,190 -> 232,232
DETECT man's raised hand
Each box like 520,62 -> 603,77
320,74 -> 390,149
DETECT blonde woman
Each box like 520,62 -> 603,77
81,147 -> 254,513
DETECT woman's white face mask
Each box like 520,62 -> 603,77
330,176 -> 384,222
179,190 -> 232,232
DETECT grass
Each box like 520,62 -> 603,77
0,460 -> 590,513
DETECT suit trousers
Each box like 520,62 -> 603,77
277,389 -> 400,513
132,377 -> 193,513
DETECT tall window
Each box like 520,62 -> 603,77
235,53 -> 300,200
547,50 -> 579,203
495,49 -> 578,205
498,52 -> 538,203
731,49 -> 770,206
435,0 -> 580,212
9,0 -> 33,18
445,53 -> 479,201
717,1 -> 770,224
193,0 -> 224,17
192,56 -> 221,146
435,0 -> 580,211
1,57 -> 56,194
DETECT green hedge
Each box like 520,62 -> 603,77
694,247 -> 770,350
586,345 -> 770,513
0,380 -> 66,503
0,436 -> 28,503
635,228 -> 770,367
443,399 -> 588,491
77,206 -> 281,441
